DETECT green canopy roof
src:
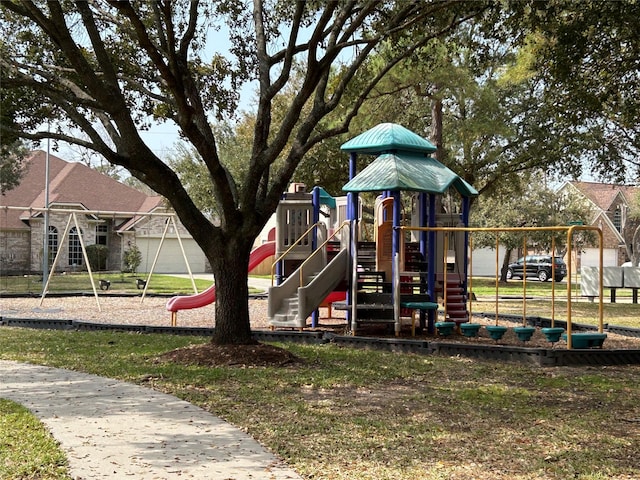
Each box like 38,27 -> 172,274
315,186 -> 336,209
340,123 -> 437,154
342,152 -> 478,197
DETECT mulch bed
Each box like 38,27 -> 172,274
157,342 -> 301,368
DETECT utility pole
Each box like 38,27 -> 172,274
42,129 -> 50,294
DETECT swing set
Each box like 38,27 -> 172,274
1,205 -> 198,311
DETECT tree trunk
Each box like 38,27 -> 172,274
628,224 -> 640,267
431,92 -> 444,214
209,237 -> 255,345
431,91 -> 443,162
500,247 -> 513,282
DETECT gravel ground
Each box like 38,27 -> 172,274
0,295 -> 346,330
1,295 -> 639,349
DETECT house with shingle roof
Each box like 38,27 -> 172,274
557,181 -> 640,267
0,151 -> 209,274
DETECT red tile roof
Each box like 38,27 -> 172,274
0,150 -> 164,230
570,181 -> 639,211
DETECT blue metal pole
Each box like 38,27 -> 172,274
311,187 -> 321,327
392,190 -> 401,294
427,193 -> 437,333
419,193 -> 427,263
312,187 -> 320,250
418,192 -> 428,331
346,152 -> 358,328
391,190 -> 402,335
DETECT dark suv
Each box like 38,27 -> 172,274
506,255 -> 567,282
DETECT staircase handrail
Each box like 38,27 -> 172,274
298,220 -> 351,287
271,221 -> 323,286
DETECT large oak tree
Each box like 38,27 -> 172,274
0,1 -> 490,344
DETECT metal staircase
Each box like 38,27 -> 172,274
268,248 -> 348,328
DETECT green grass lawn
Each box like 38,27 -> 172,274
0,273 -> 264,295
470,276 -> 637,298
0,399 -> 71,479
466,277 -> 640,329
1,274 -> 639,479
1,328 -> 639,480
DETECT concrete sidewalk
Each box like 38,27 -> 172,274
0,360 -> 301,479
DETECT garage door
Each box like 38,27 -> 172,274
581,248 -> 618,268
470,246 -> 508,277
136,237 -> 207,273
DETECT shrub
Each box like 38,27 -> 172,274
86,244 -> 109,271
122,244 -> 142,274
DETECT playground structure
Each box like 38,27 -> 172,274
266,183 -> 350,329
267,123 -> 477,333
265,123 -> 609,349
4,125 -> 615,351
397,224 -> 606,348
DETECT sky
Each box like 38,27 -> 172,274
44,21 -> 256,164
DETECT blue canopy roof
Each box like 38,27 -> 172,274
340,123 -> 437,154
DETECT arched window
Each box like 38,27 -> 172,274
48,226 -> 58,264
613,206 -> 622,233
68,226 -> 83,266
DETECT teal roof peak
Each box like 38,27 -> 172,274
340,123 -> 437,154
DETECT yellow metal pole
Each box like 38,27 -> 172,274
551,237 -> 556,327
597,228 -> 604,333
495,232 -> 499,326
270,221 -> 323,285
141,216 -> 171,303
72,213 -> 102,312
566,227 -> 573,348
397,224 -> 603,349
40,214 -> 73,306
522,236 -> 527,326
468,234 -> 473,321
443,233 -> 448,322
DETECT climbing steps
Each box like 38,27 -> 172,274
438,273 -> 469,325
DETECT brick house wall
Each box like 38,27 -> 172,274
0,229 -> 31,274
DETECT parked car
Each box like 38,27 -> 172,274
506,255 -> 567,282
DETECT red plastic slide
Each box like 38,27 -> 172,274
166,241 -> 275,313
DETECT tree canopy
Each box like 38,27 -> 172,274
0,139 -> 28,194
295,2 -> 640,196
507,0 -> 640,180
0,84 -> 32,193
0,0 -> 491,344
2,1 -> 638,343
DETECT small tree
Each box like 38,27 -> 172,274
622,191 -> 640,266
86,244 -> 109,271
122,245 -> 142,275
0,140 -> 29,194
